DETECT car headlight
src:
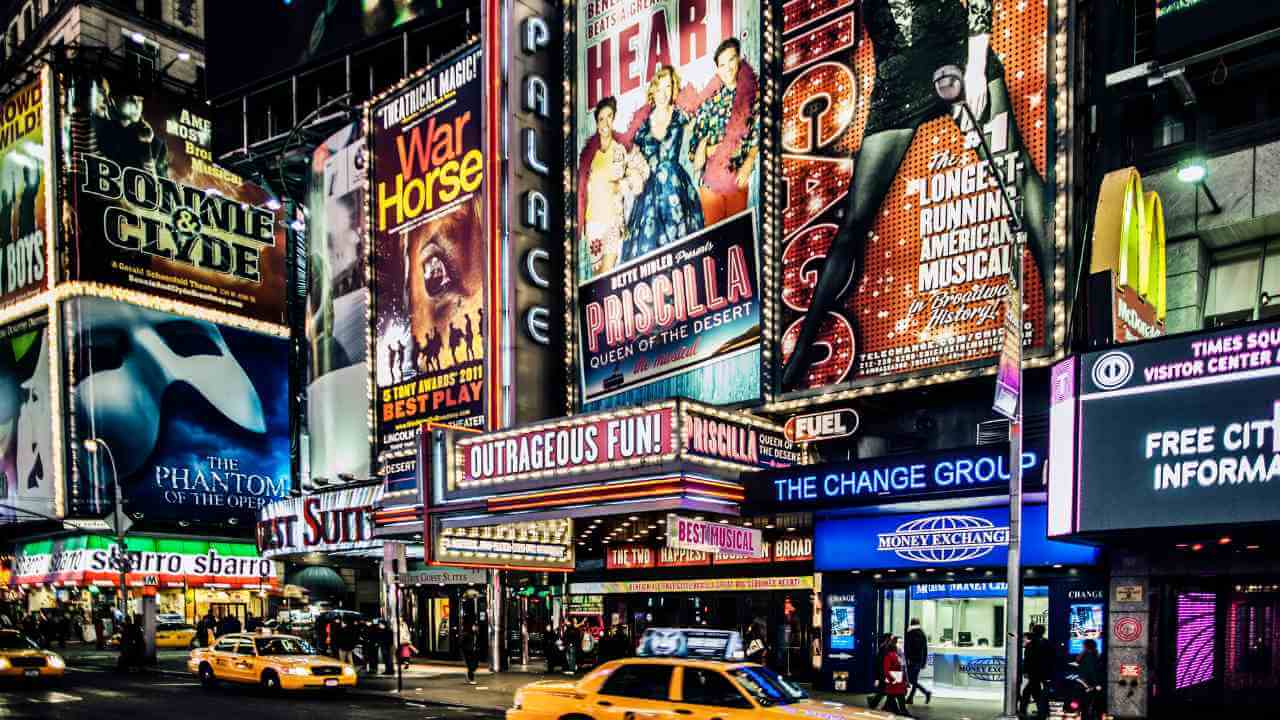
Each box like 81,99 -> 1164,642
287,667 -> 310,676
47,655 -> 65,670
342,665 -> 356,676
0,658 -> 10,670
513,690 -> 525,710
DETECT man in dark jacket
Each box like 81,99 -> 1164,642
904,619 -> 932,705
217,613 -> 242,637
1019,624 -> 1054,719
461,623 -> 481,684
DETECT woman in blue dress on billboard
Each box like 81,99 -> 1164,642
620,66 -> 704,263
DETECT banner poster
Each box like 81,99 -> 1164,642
371,44 -> 486,489
306,123 -> 370,485
0,313 -> 53,523
0,79 -> 47,305
67,297 -> 291,526
61,68 -> 288,324
776,0 -> 1052,395
574,0 -> 763,409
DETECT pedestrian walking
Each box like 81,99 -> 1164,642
379,620 -> 395,675
359,620 -> 378,673
461,622 -> 481,684
1076,639 -> 1104,720
867,632 -> 892,709
881,634 -> 911,717
904,619 -> 932,705
216,613 -> 241,637
337,619 -> 357,666
1018,624 -> 1053,719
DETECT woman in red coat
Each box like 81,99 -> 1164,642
881,634 -> 911,717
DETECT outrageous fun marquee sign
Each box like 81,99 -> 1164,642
61,66 -> 288,325
1052,321 -> 1280,535
370,44 -> 488,489
772,0 -> 1064,401
570,0 -> 764,410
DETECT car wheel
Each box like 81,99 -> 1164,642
560,715 -> 595,720
198,663 -> 217,689
261,670 -> 281,693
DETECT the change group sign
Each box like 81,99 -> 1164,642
1060,321 -> 1280,533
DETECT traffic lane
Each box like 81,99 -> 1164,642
0,667 -> 505,720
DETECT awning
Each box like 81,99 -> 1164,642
286,565 -> 347,598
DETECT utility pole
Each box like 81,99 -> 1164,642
933,65 -> 1026,720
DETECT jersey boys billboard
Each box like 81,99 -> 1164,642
775,0 -> 1055,395
371,45 -> 486,487
0,78 -> 49,305
573,0 -> 763,409
61,68 -> 288,324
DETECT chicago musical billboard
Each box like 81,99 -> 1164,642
61,67 -> 288,324
775,0 -> 1057,397
572,0 -> 763,409
370,44 -> 487,489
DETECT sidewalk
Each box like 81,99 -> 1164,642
60,644 -> 998,718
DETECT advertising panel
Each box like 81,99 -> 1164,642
433,518 -> 573,571
371,44 -> 487,491
0,313 -> 53,523
609,535 -> 810,568
1086,167 -> 1165,345
666,513 -> 762,556
449,405 -> 677,501
0,78 -> 48,305
776,0 -> 1054,396
257,484 -> 382,558
12,535 -> 275,588
571,576 -> 812,595
1066,322 -> 1280,533
573,0 -> 763,409
682,404 -> 802,468
306,123 -> 370,485
745,441 -> 1045,513
814,505 -> 1099,572
66,297 -> 291,526
61,67 -> 288,324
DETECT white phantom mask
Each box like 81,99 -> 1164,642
17,333 -> 50,493
73,300 -> 265,479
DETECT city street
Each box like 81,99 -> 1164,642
0,659 -> 503,720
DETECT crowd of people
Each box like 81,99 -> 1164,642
310,612 -> 414,675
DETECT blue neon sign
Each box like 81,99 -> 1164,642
743,442 -> 1045,512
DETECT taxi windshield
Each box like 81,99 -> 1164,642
255,637 -> 312,656
728,666 -> 807,707
0,632 -> 38,650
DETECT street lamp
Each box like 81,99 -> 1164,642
934,64 -> 1025,720
1176,156 -> 1223,214
84,438 -> 128,620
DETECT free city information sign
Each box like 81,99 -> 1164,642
1063,321 -> 1280,533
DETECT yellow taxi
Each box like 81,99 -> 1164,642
509,629 -> 891,720
109,621 -> 199,650
0,629 -> 66,680
187,633 -> 357,692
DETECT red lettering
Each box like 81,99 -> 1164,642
617,23 -> 641,96
645,9 -> 673,80
586,38 -> 613,109
303,498 -> 323,546
679,0 -> 709,64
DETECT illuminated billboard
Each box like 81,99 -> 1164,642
370,44 -> 487,490
571,0 -> 763,409
0,77 -> 49,305
1050,322 -> 1280,535
60,67 -> 288,325
306,123 -> 371,484
773,0 -> 1061,400
65,297 -> 291,527
0,313 -> 53,523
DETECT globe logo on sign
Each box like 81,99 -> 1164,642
962,656 -> 1006,682
1092,350 -> 1134,390
876,515 -> 1010,564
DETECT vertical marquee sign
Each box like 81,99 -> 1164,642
772,0 -> 1065,402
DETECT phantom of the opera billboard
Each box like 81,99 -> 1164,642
572,0 -> 764,410
307,123 -> 371,486
370,44 -> 487,489
0,76 -> 49,305
0,313 -> 54,523
65,297 -> 291,527
60,67 -> 288,325
773,0 -> 1061,398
